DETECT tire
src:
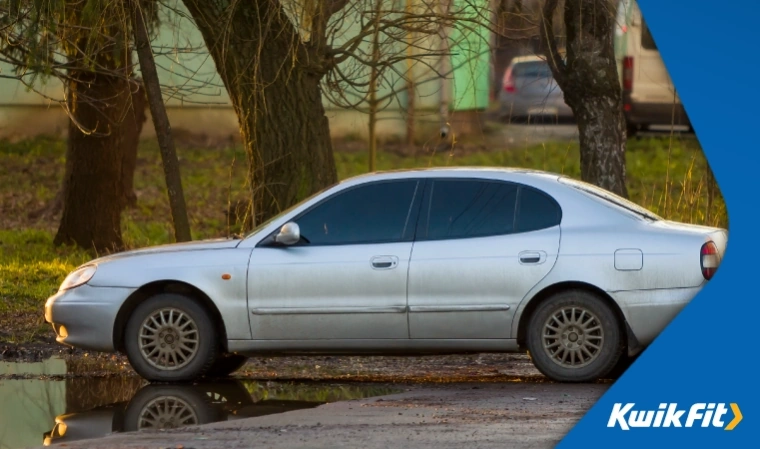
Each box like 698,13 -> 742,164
604,353 -> 640,380
205,354 -> 248,378
123,384 -> 223,432
525,289 -> 624,383
626,123 -> 638,138
124,293 -> 219,382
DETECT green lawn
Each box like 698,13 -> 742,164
0,134 -> 727,343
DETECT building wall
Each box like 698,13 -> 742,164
0,0 -> 491,141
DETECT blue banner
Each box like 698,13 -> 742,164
559,0 -> 756,446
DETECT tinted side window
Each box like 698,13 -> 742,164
515,187 -> 562,232
295,180 -> 420,245
423,180 -> 518,240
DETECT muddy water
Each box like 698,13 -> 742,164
0,358 -> 400,449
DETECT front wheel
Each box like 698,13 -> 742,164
124,293 -> 219,382
526,290 -> 624,382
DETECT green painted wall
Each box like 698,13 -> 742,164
0,1 -> 489,118
448,0 -> 491,111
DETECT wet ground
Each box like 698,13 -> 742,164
0,358 -> 402,448
0,352 -> 616,449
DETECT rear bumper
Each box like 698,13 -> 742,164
610,286 -> 702,350
624,93 -> 691,128
499,92 -> 574,119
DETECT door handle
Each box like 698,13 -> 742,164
519,250 -> 546,265
370,255 -> 399,270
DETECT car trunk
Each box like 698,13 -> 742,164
650,220 -> 728,260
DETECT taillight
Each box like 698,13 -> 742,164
700,241 -> 719,280
622,56 -> 633,92
503,66 -> 516,93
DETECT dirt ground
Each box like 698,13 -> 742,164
26,380 -> 608,449
1,341 -> 619,385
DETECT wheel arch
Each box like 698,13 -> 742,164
113,280 -> 228,353
515,281 -> 636,353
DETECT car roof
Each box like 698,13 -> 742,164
340,166 -> 564,184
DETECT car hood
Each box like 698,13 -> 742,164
91,238 -> 242,264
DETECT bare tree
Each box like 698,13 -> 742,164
0,2 -> 151,251
319,0 -> 495,167
539,0 -> 628,198
0,1 -> 208,250
132,0 -> 192,242
180,0 -> 340,228
179,0 -> 504,224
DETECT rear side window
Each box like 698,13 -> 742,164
516,187 -> 563,232
419,179 -> 562,241
423,179 -> 518,240
512,61 -> 552,78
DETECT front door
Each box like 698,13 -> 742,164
407,178 -> 562,339
247,179 -> 423,341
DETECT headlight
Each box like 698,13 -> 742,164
59,265 -> 97,291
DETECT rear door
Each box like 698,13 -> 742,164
407,178 -> 562,339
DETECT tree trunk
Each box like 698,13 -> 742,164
54,69 -> 135,252
540,0 -> 629,199
121,79 -> 147,209
183,0 -> 338,227
132,0 -> 192,242
405,0 -> 416,148
33,77 -> 144,221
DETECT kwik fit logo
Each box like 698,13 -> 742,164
607,403 -> 742,430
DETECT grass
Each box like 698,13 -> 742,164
0,132 -> 727,343
0,230 -> 92,342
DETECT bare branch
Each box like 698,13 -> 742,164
539,0 -> 567,85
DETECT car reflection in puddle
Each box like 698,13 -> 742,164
43,379 -> 400,446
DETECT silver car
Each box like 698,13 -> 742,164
499,55 -> 574,122
45,168 -> 727,383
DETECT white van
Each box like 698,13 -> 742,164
614,0 -> 691,135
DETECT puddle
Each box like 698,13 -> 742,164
0,359 -> 401,449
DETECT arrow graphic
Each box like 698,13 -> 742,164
725,403 -> 742,430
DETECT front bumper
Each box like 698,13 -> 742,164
45,285 -> 137,352
610,286 -> 702,349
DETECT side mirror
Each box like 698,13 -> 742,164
274,222 -> 301,246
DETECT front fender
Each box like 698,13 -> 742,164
88,248 -> 254,340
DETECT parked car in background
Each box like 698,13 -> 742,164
45,168 -> 726,384
498,55 -> 574,123
614,0 -> 692,135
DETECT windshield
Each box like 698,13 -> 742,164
559,176 -> 662,221
242,183 -> 336,239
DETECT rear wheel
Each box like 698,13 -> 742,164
526,290 -> 624,382
604,353 -> 640,380
124,293 -> 219,382
626,123 -> 639,138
